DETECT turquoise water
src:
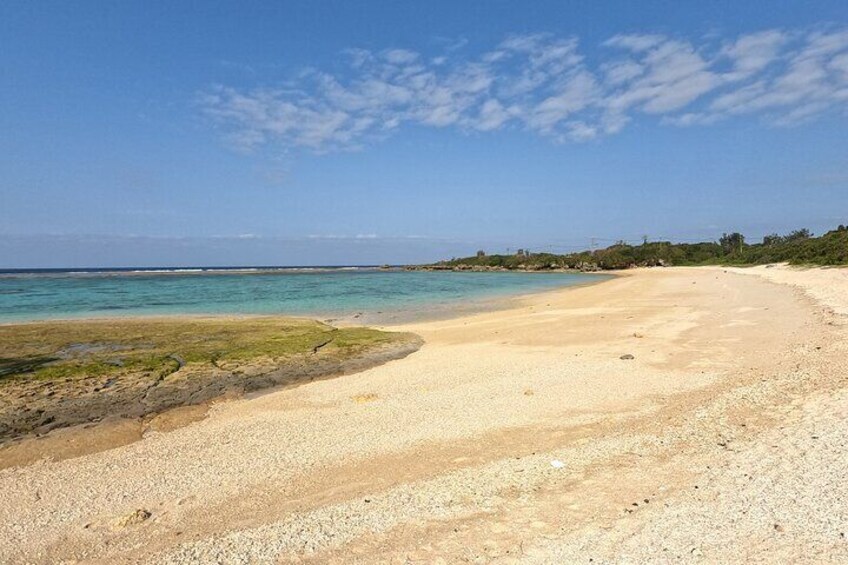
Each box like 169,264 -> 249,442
0,268 -> 609,323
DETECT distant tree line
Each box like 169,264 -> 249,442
427,224 -> 848,271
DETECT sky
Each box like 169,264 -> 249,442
1,0 -> 847,267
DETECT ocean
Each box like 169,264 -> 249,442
0,267 -> 610,323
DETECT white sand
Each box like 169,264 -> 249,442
0,265 -> 846,563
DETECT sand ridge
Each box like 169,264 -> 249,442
0,266 -> 846,563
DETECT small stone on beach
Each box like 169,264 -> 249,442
115,509 -> 151,528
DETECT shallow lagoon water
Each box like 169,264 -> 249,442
0,268 -> 610,323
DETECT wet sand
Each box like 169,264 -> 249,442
0,265 -> 846,563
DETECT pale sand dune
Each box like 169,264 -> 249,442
0,266 -> 846,563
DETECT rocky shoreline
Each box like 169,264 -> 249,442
0,319 -> 421,453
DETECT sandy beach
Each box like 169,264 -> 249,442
1,265 -> 846,563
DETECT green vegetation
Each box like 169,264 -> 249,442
0,317 -> 401,384
426,225 -> 848,271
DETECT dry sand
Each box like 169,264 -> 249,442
0,265 -> 846,563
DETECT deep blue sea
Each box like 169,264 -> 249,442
0,267 -> 610,323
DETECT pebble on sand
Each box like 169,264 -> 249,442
115,509 -> 151,528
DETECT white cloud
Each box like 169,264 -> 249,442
473,99 -> 512,131
662,112 -> 721,127
698,29 -> 848,124
602,60 -> 644,85
830,52 -> 848,78
603,34 -> 666,52
565,121 -> 599,141
306,233 -> 379,240
202,26 -> 848,152
721,30 -> 787,79
527,70 -> 599,134
383,48 -> 419,65
604,37 -> 721,114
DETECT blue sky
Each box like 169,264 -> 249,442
2,1 -> 847,267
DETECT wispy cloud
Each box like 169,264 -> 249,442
307,233 -> 378,240
201,26 -> 848,152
